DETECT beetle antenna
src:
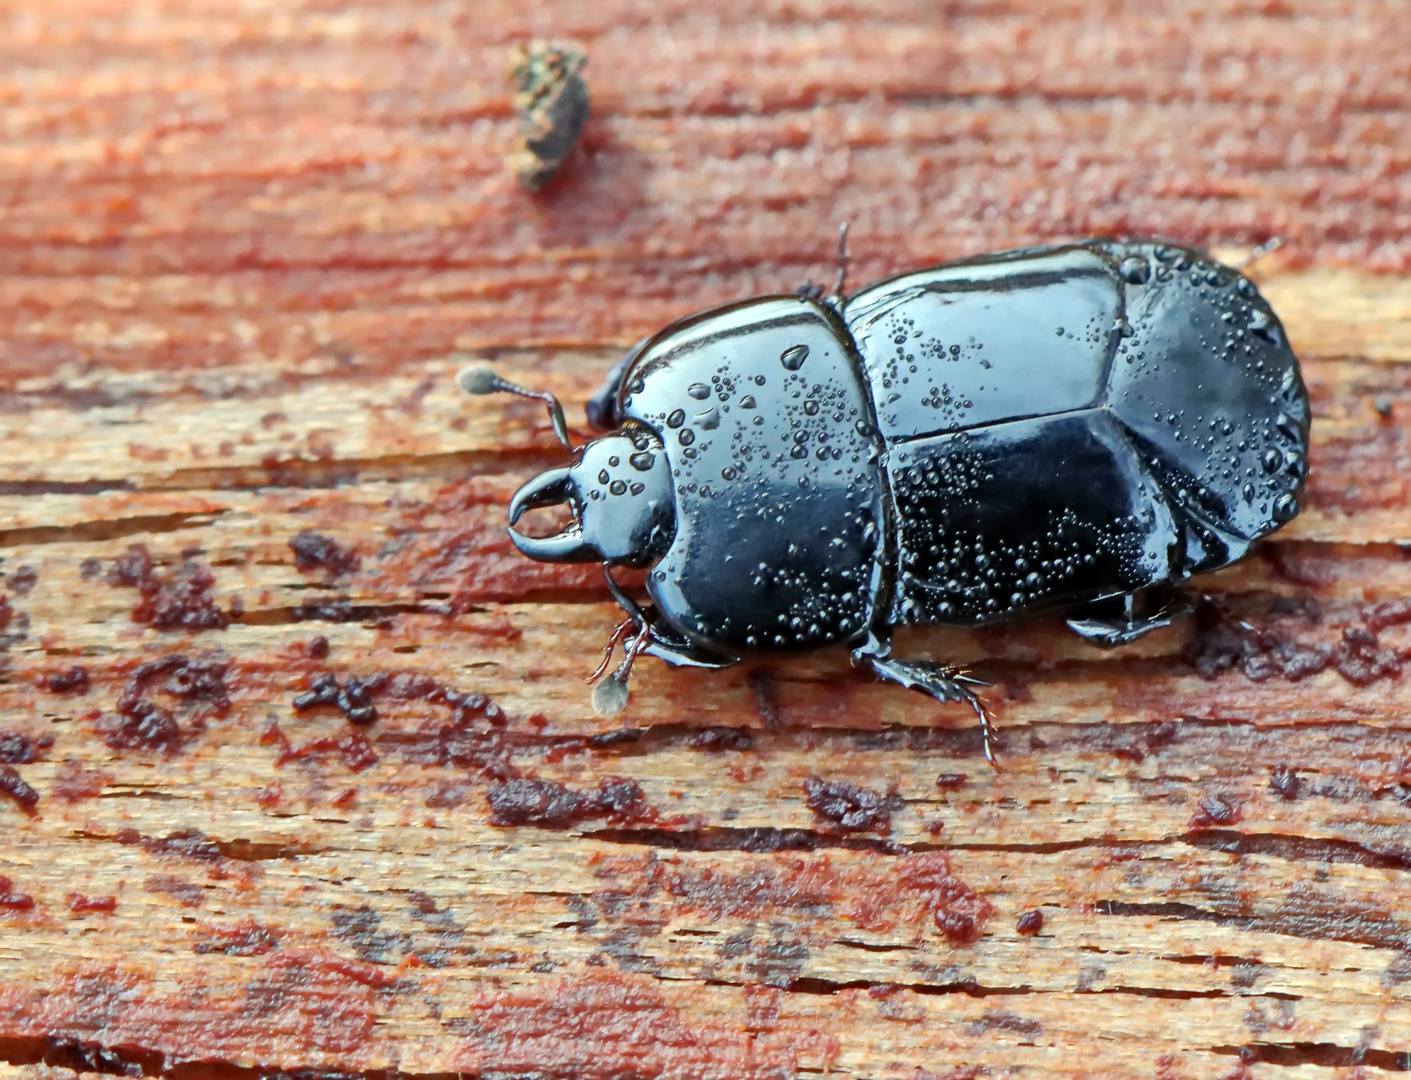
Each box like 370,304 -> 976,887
457,365 -> 574,451
830,222 -> 850,298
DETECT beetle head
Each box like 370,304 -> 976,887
509,428 -> 675,565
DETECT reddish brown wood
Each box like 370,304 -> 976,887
2,1 -> 1411,1078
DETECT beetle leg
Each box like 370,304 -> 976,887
829,221 -> 850,298
1065,587 -> 1191,647
858,648 -> 999,768
591,615 -> 653,718
795,223 -> 851,305
601,564 -> 737,672
587,617 -> 636,685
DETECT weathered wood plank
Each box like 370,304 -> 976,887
4,0 -> 1411,1077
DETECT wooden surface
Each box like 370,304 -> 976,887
2,1 -> 1411,1077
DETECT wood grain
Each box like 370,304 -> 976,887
2,0 -> 1411,1077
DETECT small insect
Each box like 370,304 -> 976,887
506,40 -> 590,193
461,233 -> 1310,763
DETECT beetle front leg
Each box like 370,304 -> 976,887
853,636 -> 999,767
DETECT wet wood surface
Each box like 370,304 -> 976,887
2,0 -> 1411,1077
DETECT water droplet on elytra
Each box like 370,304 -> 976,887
780,344 -> 809,371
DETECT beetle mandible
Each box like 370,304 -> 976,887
460,234 -> 1310,763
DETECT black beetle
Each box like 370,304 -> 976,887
461,236 -> 1309,762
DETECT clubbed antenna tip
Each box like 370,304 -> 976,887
457,365 -> 502,396
455,363 -> 574,451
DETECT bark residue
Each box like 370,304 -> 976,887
1188,595 -> 1405,686
452,972 -> 836,1080
191,918 -> 280,956
289,529 -> 361,578
96,654 -> 231,755
0,763 -> 41,812
106,544 -> 231,631
53,760 -> 112,802
487,777 -> 653,827
0,874 -> 36,910
589,849 -> 991,942
66,894 -> 118,915
44,666 -> 91,694
144,875 -> 205,908
804,776 -> 906,836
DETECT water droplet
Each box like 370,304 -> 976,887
721,467 -> 737,481
1262,449 -> 1282,473
609,479 -> 627,495
803,399 -> 819,416
666,409 -> 685,429
1274,493 -> 1299,522
790,444 -> 808,459
1119,255 -> 1151,284
630,451 -> 656,471
678,429 -> 695,446
780,344 -> 809,371
695,406 -> 720,430
739,395 -> 757,409
598,469 -> 611,484
687,383 -> 710,400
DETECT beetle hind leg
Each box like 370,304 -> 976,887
1065,586 -> 1191,648
859,650 -> 999,767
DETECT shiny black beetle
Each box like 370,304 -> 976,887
461,237 -> 1310,762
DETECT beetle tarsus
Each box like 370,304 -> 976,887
861,654 -> 1000,768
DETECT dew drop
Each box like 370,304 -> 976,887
780,344 -> 809,371
1119,255 -> 1151,284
